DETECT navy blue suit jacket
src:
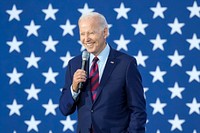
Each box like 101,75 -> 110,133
59,47 -> 147,133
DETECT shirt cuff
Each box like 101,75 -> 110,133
70,86 -> 80,100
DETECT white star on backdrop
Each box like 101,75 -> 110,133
134,51 -> 149,67
7,68 -> 23,84
24,115 -> 41,132
150,2 -> 167,19
150,66 -> 167,83
150,98 -> 167,115
6,4 -> 23,21
60,51 -> 74,68
186,98 -> 200,114
187,1 -> 200,18
78,3 -> 95,15
114,2 -> 131,19
114,34 -> 130,51
168,50 -> 185,67
60,116 -> 77,132
108,23 -> 112,29
42,67 -> 59,84
24,84 -> 41,100
186,66 -> 200,82
6,99 -> 23,116
143,87 -> 149,99
24,20 -> 41,37
168,18 -> 185,35
78,40 -> 85,51
168,82 -> 185,99
42,99 -> 58,115
150,34 -> 167,51
42,35 -> 59,52
168,114 -> 185,131
60,20 -> 76,36
186,33 -> 200,50
132,18 -> 148,35
24,52 -> 41,68
156,130 -> 161,133
42,3 -> 58,20
6,36 -> 23,53
193,130 -> 197,133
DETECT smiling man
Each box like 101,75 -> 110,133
59,12 -> 147,133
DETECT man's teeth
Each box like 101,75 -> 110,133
87,43 -> 92,46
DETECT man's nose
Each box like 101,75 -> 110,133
84,34 -> 90,42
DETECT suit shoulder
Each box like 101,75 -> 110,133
68,54 -> 82,64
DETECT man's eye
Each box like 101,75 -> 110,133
90,32 -> 95,35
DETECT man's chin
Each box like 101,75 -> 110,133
85,48 -> 94,53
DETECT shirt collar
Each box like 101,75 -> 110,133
89,43 -> 110,63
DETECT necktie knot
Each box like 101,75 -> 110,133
93,56 -> 99,63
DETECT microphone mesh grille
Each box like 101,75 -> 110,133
82,50 -> 89,60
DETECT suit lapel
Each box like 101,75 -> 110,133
93,48 -> 118,105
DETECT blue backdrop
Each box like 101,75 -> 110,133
0,0 -> 200,133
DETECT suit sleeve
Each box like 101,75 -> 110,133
126,58 -> 147,133
59,60 -> 77,116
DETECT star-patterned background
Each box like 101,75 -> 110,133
0,0 -> 200,133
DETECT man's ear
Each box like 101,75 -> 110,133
103,27 -> 108,39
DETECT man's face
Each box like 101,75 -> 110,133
79,18 -> 107,56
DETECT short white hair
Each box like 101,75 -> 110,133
78,12 -> 110,36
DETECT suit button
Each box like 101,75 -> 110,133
91,110 -> 94,112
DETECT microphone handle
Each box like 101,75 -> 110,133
77,60 -> 87,91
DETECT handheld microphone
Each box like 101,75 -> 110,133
78,50 -> 89,90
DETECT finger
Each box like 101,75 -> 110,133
74,74 -> 86,82
76,71 -> 87,77
76,69 -> 86,74
78,75 -> 87,81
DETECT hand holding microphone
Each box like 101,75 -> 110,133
72,50 -> 89,92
